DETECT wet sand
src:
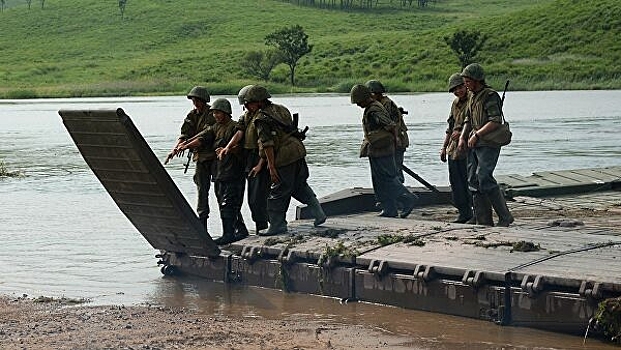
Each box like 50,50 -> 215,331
0,296 -> 415,350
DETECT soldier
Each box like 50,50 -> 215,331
440,73 -> 473,223
179,98 -> 249,245
457,63 -> 514,227
220,85 -> 270,234
350,84 -> 417,218
365,80 -> 409,183
245,85 -> 326,236
167,86 -> 216,231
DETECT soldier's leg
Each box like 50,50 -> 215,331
264,164 -> 294,236
247,167 -> 269,233
370,155 -> 399,217
448,157 -> 473,222
194,160 -> 212,231
468,149 -> 493,226
476,146 -> 513,226
291,159 -> 326,227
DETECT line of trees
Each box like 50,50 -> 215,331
278,0 -> 433,10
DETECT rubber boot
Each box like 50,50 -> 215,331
307,196 -> 327,227
472,193 -> 494,226
399,191 -> 418,219
255,221 -> 268,234
488,187 -> 514,227
214,218 -> 237,245
234,213 -> 249,240
262,210 -> 288,236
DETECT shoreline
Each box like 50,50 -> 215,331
0,295 -> 413,350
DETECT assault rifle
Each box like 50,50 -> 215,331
501,80 -> 510,104
164,133 -> 201,173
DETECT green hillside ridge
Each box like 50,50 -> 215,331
0,0 -> 619,98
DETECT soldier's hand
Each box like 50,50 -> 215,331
268,165 -> 280,184
440,148 -> 447,163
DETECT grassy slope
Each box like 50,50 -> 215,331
0,0 -> 619,97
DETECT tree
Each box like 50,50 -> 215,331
444,29 -> 488,69
242,49 -> 282,82
118,0 -> 127,19
265,25 -> 312,86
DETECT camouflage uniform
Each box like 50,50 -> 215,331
446,95 -> 473,222
378,95 -> 409,183
254,102 -> 325,235
235,109 -> 269,230
179,107 -> 216,226
464,85 -> 513,226
360,100 -> 415,217
197,117 -> 248,243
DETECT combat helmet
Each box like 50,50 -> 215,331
461,63 -> 485,81
237,85 -> 254,105
210,98 -> 232,115
365,80 -> 386,94
186,86 -> 210,102
242,85 -> 271,104
350,84 -> 371,104
448,73 -> 464,92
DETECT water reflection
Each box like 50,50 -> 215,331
146,276 -> 614,349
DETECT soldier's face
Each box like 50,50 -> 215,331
463,77 -> 481,92
244,101 -> 261,113
192,97 -> 207,112
452,84 -> 467,99
213,110 -> 229,124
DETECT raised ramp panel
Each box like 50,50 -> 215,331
59,108 -> 220,257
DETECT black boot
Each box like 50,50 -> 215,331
214,218 -> 237,245
307,196 -> 327,227
472,192 -> 494,226
262,210 -> 287,236
488,187 -> 514,227
234,213 -> 249,240
399,191 -> 418,218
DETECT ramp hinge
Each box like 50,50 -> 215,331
413,264 -> 435,282
278,249 -> 296,265
462,270 -> 485,288
241,246 -> 262,264
368,260 -> 389,277
520,275 -> 544,297
579,281 -> 602,299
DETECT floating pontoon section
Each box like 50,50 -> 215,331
59,108 -> 219,257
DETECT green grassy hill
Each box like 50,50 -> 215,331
0,0 -> 619,98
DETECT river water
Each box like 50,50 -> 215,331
1,91 -> 620,349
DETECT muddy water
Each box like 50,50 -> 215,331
1,91 -> 620,348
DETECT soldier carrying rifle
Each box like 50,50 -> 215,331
165,86 -> 216,232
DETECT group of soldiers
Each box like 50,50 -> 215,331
168,62 -> 513,246
167,84 -> 326,245
441,63 -> 513,226
348,62 -> 512,227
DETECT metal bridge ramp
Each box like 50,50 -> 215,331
59,108 -> 220,258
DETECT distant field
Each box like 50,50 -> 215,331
0,0 -> 619,97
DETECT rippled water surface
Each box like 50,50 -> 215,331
1,91 -> 620,349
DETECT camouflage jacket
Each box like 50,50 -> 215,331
360,100 -> 396,158
254,103 -> 306,168
179,107 -> 216,162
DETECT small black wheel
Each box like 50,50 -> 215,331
160,265 -> 177,276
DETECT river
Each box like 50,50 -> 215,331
1,90 -> 620,349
